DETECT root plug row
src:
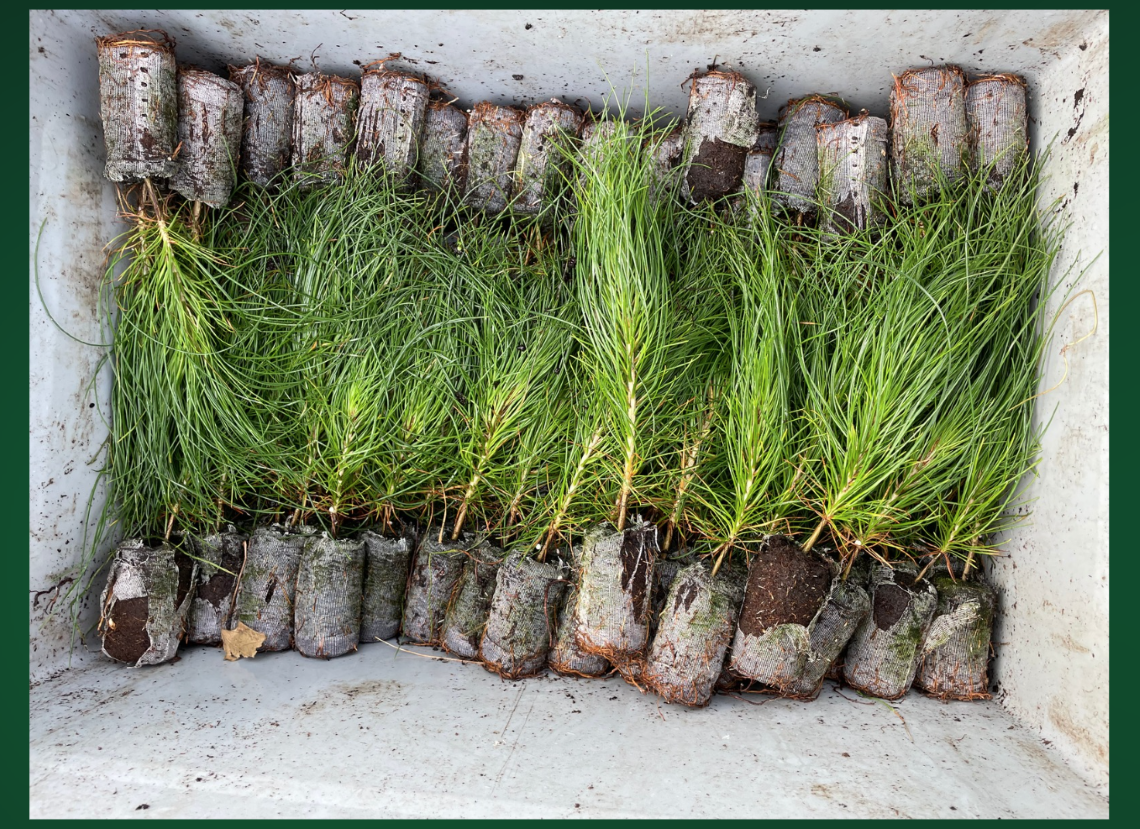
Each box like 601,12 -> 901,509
100,521 -> 995,703
96,31 -> 1028,222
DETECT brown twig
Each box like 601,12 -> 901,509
222,540 -> 249,631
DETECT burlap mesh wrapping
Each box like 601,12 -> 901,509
680,70 -> 762,202
966,75 -> 1028,190
401,531 -> 471,645
890,66 -> 970,204
234,523 -> 314,652
650,554 -> 686,638
572,519 -> 657,672
512,100 -> 582,215
817,114 -> 889,235
782,579 -> 872,698
773,95 -> 848,216
359,531 -> 413,643
169,68 -> 244,208
99,539 -> 196,666
229,62 -> 294,188
731,620 -> 811,687
291,73 -> 359,186
578,119 -> 617,168
644,561 -> 747,707
480,552 -> 568,679
441,542 -> 503,659
844,563 -> 938,699
356,69 -> 429,186
294,534 -> 366,658
95,32 -> 178,182
741,122 -> 779,194
418,101 -> 468,192
549,585 -> 610,678
915,577 -> 997,700
186,527 -> 247,645
819,552 -> 874,683
549,544 -> 609,678
742,151 -> 771,200
731,121 -> 778,220
464,102 -> 525,214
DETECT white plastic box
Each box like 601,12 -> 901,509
29,9 -> 1108,817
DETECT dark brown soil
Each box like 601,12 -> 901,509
196,546 -> 243,608
737,537 -> 831,636
873,573 -> 922,630
103,596 -> 150,663
197,573 -> 234,608
686,137 -> 747,201
619,525 -> 654,622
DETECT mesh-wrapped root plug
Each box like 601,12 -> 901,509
418,101 -> 468,192
464,102 -> 525,213
643,560 -> 747,707
233,524 -> 315,652
481,551 -> 568,679
773,95 -> 848,217
890,65 -> 970,204
357,66 -> 429,187
967,74 -> 1028,190
817,113 -> 889,235
441,542 -> 503,659
294,534 -> 366,659
99,538 -> 196,667
844,563 -> 938,700
95,30 -> 179,182
680,69 -> 762,202
292,72 -> 359,186
572,519 -> 658,675
170,68 -> 244,208
915,577 -> 997,700
186,527 -> 246,646
229,60 -> 294,187
512,99 -> 582,216
401,531 -> 471,645
359,530 -> 413,643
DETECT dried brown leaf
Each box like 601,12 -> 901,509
220,622 -> 266,661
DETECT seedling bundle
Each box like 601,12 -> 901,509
83,29 -> 1065,708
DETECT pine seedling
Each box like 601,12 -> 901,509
571,111 -> 688,531
445,221 -> 577,541
917,154 -> 1067,574
107,181 -> 252,539
791,205 -> 968,564
652,185 -> 733,554
688,196 -> 802,574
